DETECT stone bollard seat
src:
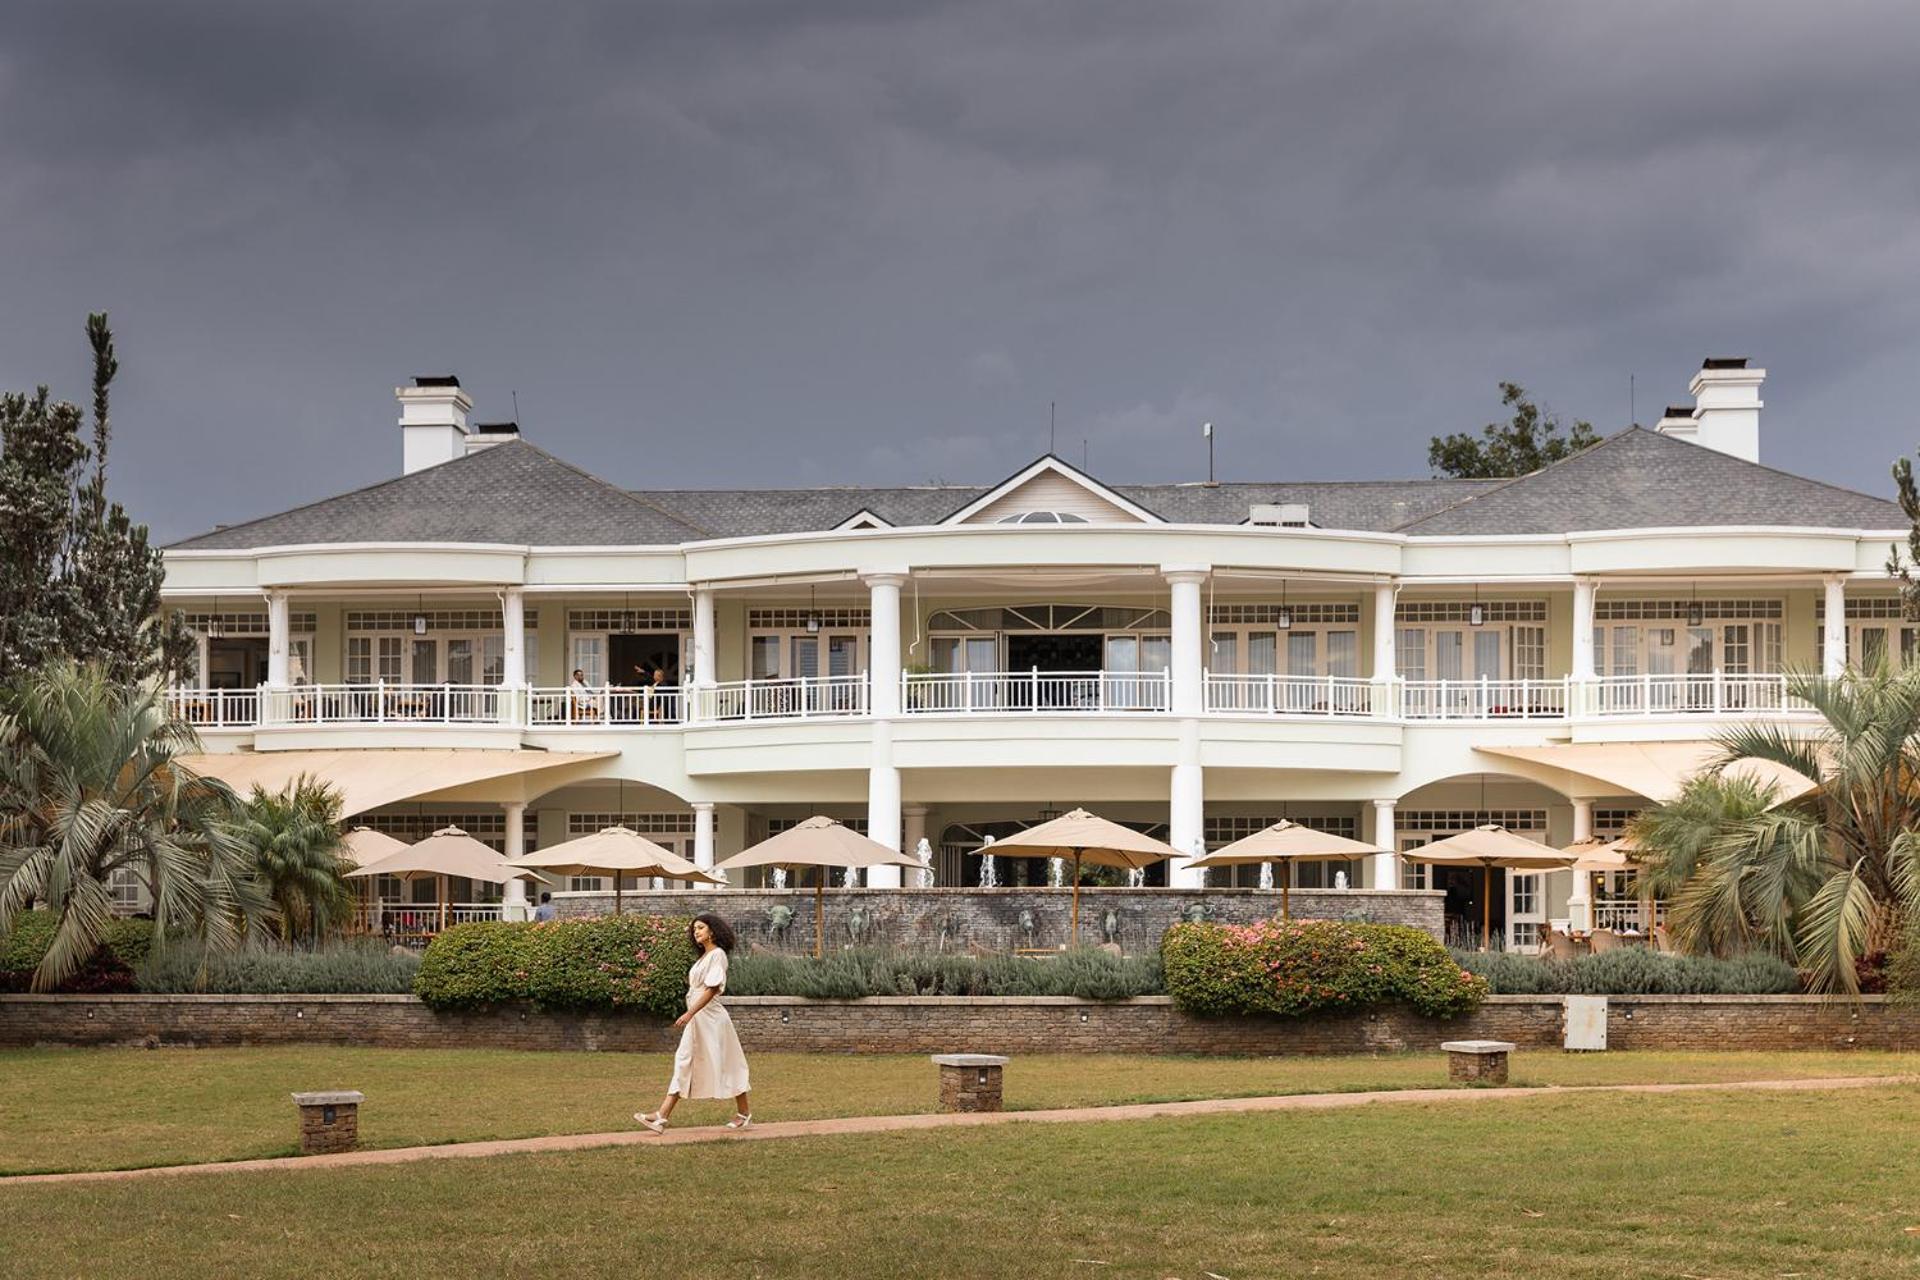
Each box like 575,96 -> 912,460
292,1090 -> 364,1154
1440,1040 -> 1515,1086
932,1054 -> 1009,1113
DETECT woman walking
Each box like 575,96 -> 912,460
635,914 -> 752,1132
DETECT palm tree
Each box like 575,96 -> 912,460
231,775 -> 352,943
1630,665 -> 1920,994
0,662 -> 268,989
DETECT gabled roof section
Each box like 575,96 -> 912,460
168,439 -> 711,549
833,509 -> 893,530
1393,427 -> 1905,535
939,455 -> 1166,525
640,486 -> 979,537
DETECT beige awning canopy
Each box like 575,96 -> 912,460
179,749 -> 616,816
347,826 -> 544,886
339,826 -> 409,868
1475,742 -> 1819,805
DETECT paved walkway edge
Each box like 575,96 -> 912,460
4,1074 -> 1904,1187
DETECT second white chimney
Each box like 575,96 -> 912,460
1658,357 -> 1764,463
396,376 -> 472,474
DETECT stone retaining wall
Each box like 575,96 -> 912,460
3,993 -> 1913,1055
550,886 -> 1445,953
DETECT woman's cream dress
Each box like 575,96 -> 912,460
668,947 -> 750,1099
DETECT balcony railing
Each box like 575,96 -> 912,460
1205,673 -> 1374,716
530,685 -> 685,727
1582,673 -> 1804,717
165,687 -> 259,728
904,670 -> 1171,713
699,674 -> 869,721
169,670 -> 1825,730
258,683 -> 507,725
353,901 -> 502,939
1400,678 -> 1570,721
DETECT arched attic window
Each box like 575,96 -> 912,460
994,511 -> 1091,524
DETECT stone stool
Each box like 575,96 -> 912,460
292,1091 -> 364,1154
932,1054 -> 1009,1113
1441,1040 -> 1515,1086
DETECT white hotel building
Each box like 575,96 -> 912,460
159,360 -> 1905,946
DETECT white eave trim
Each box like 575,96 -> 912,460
936,456 -> 1166,526
833,509 -> 893,530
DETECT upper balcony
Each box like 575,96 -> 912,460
168,669 -> 1817,734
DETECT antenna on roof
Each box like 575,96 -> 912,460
1050,401 -> 1056,455
1628,374 -> 1635,428
512,389 -> 521,424
1203,421 -> 1215,485
1082,437 -> 1088,470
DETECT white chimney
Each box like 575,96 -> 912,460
396,376 -> 472,474
1658,358 -> 1764,462
465,420 -> 520,456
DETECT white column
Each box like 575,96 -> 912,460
867,719 -> 902,888
501,588 -> 526,686
691,587 -> 716,720
1571,578 -> 1596,680
692,802 -> 716,872
1371,799 -> 1397,890
1567,799 -> 1593,933
1823,575 -> 1848,678
1168,720 -> 1205,888
865,571 -> 907,718
1164,568 -> 1207,717
502,802 -> 529,921
1372,581 -> 1398,718
265,591 -> 291,688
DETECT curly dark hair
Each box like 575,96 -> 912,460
690,913 -> 736,954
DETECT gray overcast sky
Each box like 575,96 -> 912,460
5,1 -> 1920,543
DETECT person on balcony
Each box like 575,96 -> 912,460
568,669 -> 599,721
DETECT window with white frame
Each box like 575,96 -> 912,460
1395,602 -> 1547,683
1818,596 -> 1920,672
1207,603 -> 1360,678
346,610 -> 536,686
745,608 -> 869,682
1594,599 -> 1782,677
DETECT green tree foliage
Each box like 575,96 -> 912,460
1628,666 -> 1920,993
1886,453 -> 1920,618
1428,381 -> 1602,479
228,775 -> 353,944
0,663 -> 268,990
0,315 -> 191,685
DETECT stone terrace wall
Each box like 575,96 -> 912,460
4,993 -> 1915,1055
552,887 -> 1445,954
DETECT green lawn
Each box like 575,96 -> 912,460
0,1045 -> 1912,1175
3,1086 -> 1918,1278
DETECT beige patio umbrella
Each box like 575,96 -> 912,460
338,826 -> 409,868
1400,824 -> 1576,950
972,808 -> 1182,943
1185,819 -> 1385,920
511,826 -> 721,915
347,825 -> 546,932
712,816 -> 925,958
1561,834 -> 1647,931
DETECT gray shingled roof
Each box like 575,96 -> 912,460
169,428 -> 1903,550
1393,428 -> 1905,535
169,440 -> 710,549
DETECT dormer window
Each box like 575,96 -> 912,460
995,511 -> 1091,525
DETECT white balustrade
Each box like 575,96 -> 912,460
354,901 -> 503,937
1399,677 -> 1570,720
1203,672 -> 1374,716
902,669 -> 1170,713
165,686 -> 260,728
528,685 -> 685,726
258,683 -> 506,726
1579,673 -> 1804,718
697,674 -> 870,721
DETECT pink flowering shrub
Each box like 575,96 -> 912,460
1162,919 -> 1486,1019
415,915 -> 694,1017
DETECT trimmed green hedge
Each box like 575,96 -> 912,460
1454,947 -> 1802,995
725,947 -> 1163,999
1162,920 -> 1487,1019
414,916 -> 695,1017
137,939 -> 420,994
0,911 -> 155,993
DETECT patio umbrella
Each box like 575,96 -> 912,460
338,826 -> 408,868
511,825 -> 721,915
1561,834 -> 1647,931
1185,819 -> 1384,920
1400,824 -> 1576,950
712,816 -> 925,958
347,825 -> 545,932
971,808 -> 1181,943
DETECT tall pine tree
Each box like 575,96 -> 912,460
0,314 -> 189,685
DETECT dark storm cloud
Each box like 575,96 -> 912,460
4,1 -> 1919,541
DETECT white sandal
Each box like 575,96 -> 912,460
725,1113 -> 753,1130
634,1112 -> 668,1134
